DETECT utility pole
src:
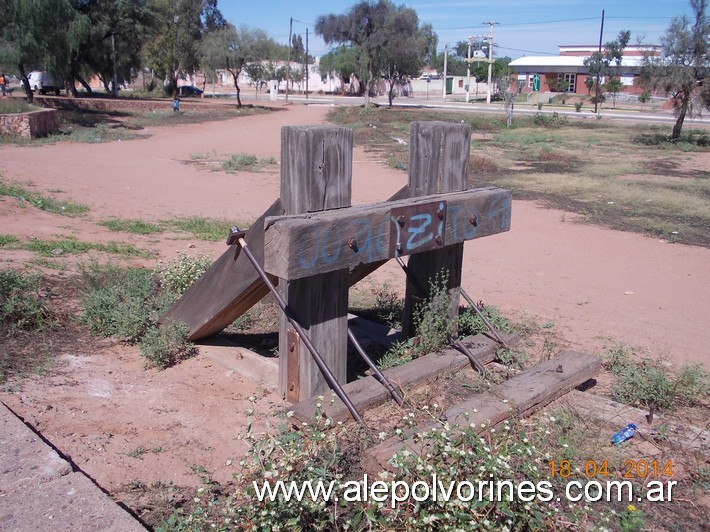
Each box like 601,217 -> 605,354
286,17 -> 292,103
305,28 -> 309,99
465,34 -> 487,103
594,9 -> 605,114
482,21 -> 499,104
465,39 -> 472,103
442,43 -> 448,100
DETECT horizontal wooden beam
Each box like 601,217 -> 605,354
264,187 -> 511,280
288,332 -> 516,423
365,350 -> 601,473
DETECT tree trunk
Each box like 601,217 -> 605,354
364,58 -> 372,107
75,74 -> 93,96
671,91 -> 690,140
18,65 -> 32,104
235,82 -> 242,108
387,80 -> 395,107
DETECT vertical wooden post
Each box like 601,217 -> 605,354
401,121 -> 471,336
278,126 -> 353,401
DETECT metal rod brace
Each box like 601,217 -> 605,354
228,226 -> 365,424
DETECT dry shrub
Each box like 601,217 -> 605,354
469,153 -> 499,174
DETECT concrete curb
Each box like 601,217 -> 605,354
0,402 -> 145,531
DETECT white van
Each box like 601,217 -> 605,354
26,71 -> 61,95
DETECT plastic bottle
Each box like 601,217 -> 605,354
611,423 -> 637,445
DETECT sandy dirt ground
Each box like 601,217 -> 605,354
1,102 -> 708,520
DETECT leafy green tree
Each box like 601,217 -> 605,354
605,76 -> 623,107
316,0 -> 436,106
199,24 -> 281,107
290,65 -> 304,93
640,0 -> 709,139
291,34 -> 305,63
318,44 -> 361,94
583,30 -> 630,112
244,62 -> 267,99
316,0 -> 387,104
377,9 -> 436,106
64,0 -> 158,97
0,0 -> 87,102
143,0 -> 219,96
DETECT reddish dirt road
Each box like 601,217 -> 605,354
2,103 -> 707,363
1,102 -> 708,522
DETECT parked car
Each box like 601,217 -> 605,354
177,85 -> 203,97
26,71 -> 61,95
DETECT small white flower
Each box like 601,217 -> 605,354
286,411 -> 294,418
378,432 -> 387,441
502,399 -> 509,403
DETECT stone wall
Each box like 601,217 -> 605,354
0,109 -> 59,139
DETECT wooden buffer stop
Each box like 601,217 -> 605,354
163,121 -> 512,413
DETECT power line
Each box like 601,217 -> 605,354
434,14 -> 676,32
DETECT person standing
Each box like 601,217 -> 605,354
0,74 -> 6,97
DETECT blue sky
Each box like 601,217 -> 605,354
218,0 -> 695,59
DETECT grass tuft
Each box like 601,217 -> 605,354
163,217 -> 235,242
221,153 -> 277,173
26,238 -> 152,258
0,234 -> 20,248
100,219 -> 164,235
604,344 -> 709,410
78,261 -> 199,369
0,269 -> 49,336
0,179 -> 89,216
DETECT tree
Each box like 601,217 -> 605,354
199,24 -> 281,107
0,0 -> 87,102
583,30 -> 631,112
318,45 -> 361,94
143,0 -> 217,96
640,0 -> 709,139
244,62 -> 267,99
64,0 -> 158,97
290,65 -> 304,93
316,0 -> 435,106
605,76 -> 623,108
377,10 -> 436,106
291,34 -> 305,63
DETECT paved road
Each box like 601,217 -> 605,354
232,91 -> 710,128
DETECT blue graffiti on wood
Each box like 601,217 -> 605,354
294,194 -> 511,271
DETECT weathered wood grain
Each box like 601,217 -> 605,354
263,187 -> 511,280
366,350 -> 601,472
162,198 -> 284,341
402,121 -> 472,335
278,126 -> 353,401
348,184 -> 410,288
289,332 -> 517,423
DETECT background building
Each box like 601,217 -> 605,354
509,45 -> 661,96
